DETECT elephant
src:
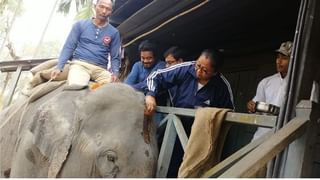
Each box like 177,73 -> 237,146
0,82 -> 158,178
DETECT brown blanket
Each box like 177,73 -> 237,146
30,63 -> 70,88
178,107 -> 231,178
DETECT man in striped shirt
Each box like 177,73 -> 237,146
144,49 -> 234,115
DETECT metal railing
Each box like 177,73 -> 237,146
0,58 -> 56,107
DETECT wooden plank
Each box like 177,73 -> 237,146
0,58 -> 55,72
282,130 -> 307,177
201,130 -> 274,178
156,106 -> 276,128
157,113 -> 170,128
311,162 -> 320,177
4,65 -> 22,107
156,118 -> 177,178
281,100 -> 313,177
171,114 -> 188,151
219,117 -> 308,178
227,112 -> 276,128
156,114 -> 170,133
156,106 -> 195,117
314,144 -> 320,163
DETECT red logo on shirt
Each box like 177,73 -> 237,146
103,36 -> 111,45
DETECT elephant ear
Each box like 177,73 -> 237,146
29,99 -> 77,177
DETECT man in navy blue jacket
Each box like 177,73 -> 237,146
144,49 -> 234,115
144,49 -> 234,177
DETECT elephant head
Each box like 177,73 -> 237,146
9,83 -> 158,178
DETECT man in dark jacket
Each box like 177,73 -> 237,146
143,49 -> 234,177
144,49 -> 234,114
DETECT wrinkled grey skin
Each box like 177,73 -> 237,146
1,83 -> 158,178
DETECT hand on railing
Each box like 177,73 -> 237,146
144,95 -> 157,116
247,100 -> 256,113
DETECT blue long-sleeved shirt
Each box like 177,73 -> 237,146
57,19 -> 121,76
145,61 -> 234,109
125,60 -> 166,85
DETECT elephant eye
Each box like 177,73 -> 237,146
99,149 -> 117,162
107,154 -> 115,162
106,151 -> 117,162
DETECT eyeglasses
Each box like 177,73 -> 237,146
195,63 -> 212,75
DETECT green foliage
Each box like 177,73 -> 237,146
74,2 -> 94,20
57,0 -> 72,15
0,0 -> 24,16
0,0 -> 8,15
57,0 -> 91,16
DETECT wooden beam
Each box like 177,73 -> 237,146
282,100 -> 313,177
218,117 -> 308,178
156,106 -> 195,117
156,106 -> 276,128
157,114 -> 170,129
4,65 -> 22,107
156,118 -> 177,178
201,130 -> 274,178
0,58 -> 55,72
171,114 -> 188,151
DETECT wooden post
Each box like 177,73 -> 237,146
171,115 -> 188,151
281,100 -> 313,177
156,117 -> 177,178
218,117 -> 308,177
4,65 -> 22,107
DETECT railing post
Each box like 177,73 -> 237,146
4,65 -> 22,107
156,117 -> 177,178
281,100 -> 313,177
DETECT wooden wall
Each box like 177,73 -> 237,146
311,131 -> 320,177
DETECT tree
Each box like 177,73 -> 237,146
0,0 -> 24,57
0,0 -> 24,109
57,0 -> 94,20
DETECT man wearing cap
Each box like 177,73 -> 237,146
247,41 -> 293,140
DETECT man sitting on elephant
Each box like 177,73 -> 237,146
51,0 -> 121,87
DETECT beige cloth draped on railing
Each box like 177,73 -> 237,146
178,107 -> 231,178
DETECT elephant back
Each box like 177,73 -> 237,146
6,83 -> 158,178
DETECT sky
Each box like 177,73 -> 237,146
6,0 -> 77,58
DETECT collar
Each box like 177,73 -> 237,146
91,17 -> 109,28
276,72 -> 288,80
